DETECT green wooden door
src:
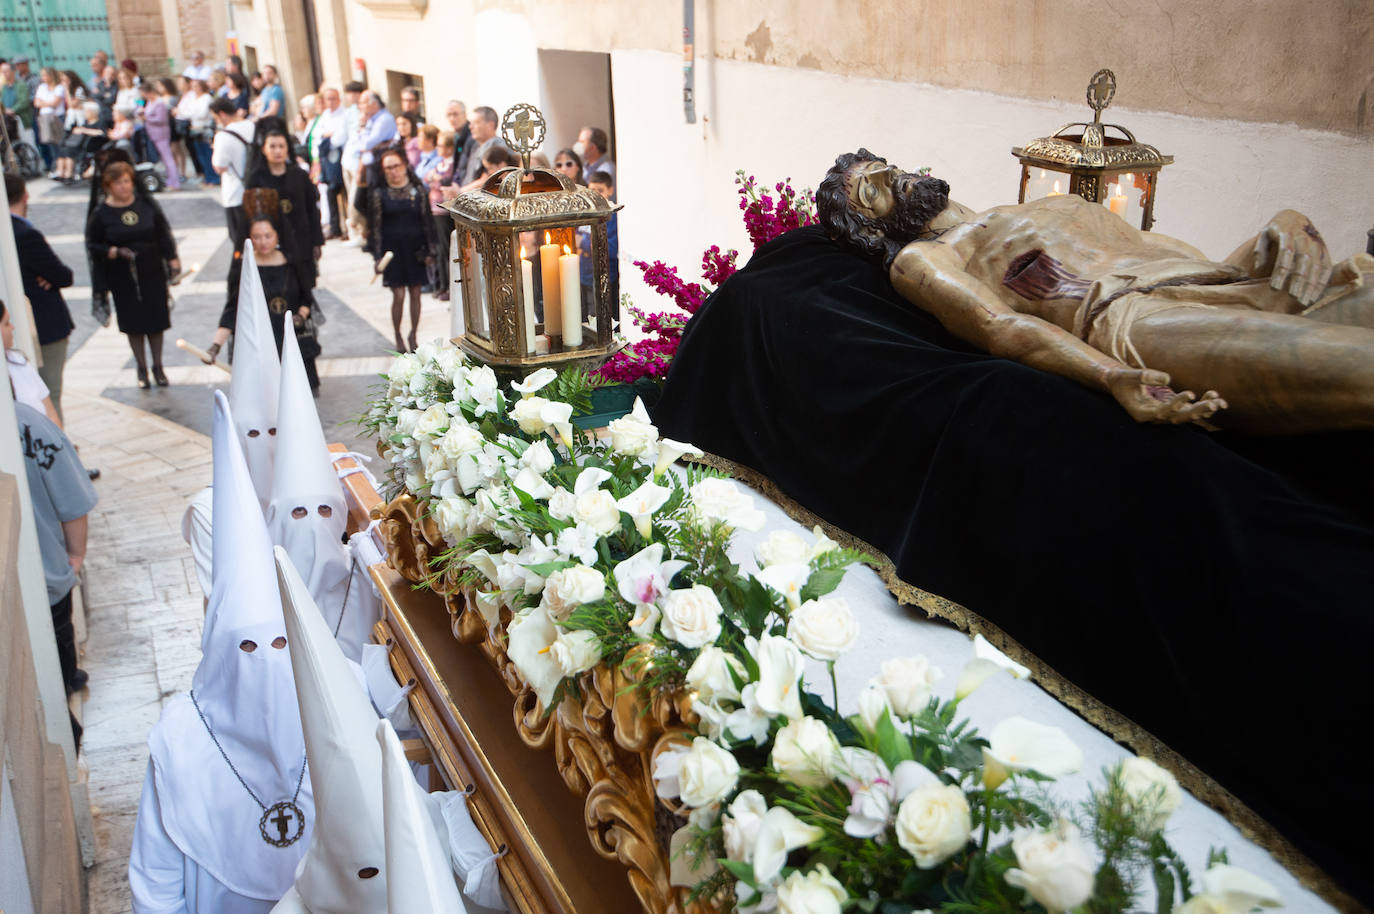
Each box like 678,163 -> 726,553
0,0 -> 112,72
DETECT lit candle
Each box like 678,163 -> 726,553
539,231 -> 562,339
1047,179 -> 1064,197
520,246 -> 536,353
1108,184 -> 1127,218
560,244 -> 582,348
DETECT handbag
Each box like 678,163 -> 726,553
91,291 -> 111,328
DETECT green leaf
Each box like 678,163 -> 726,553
523,560 -> 577,576
718,858 -> 756,887
799,566 -> 846,603
873,710 -> 914,768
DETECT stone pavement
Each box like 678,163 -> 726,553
20,175 -> 452,911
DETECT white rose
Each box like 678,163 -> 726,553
685,645 -> 745,705
554,523 -> 600,566
856,685 -> 892,734
540,565 -> 605,620
510,396 -> 573,437
467,365 -> 501,416
873,655 -> 943,719
548,487 -> 577,521
432,345 -> 461,378
689,477 -> 766,532
394,407 -> 424,438
407,368 -> 431,399
439,423 -> 485,460
770,716 -> 840,789
895,783 -> 972,868
520,439 -> 556,474
787,597 -> 859,661
659,585 -> 723,649
607,397 -> 658,459
722,789 -> 767,863
433,496 -> 473,545
388,352 -> 418,384
573,488 -> 622,536
776,865 -> 846,914
755,530 -> 810,568
1003,823 -> 1096,912
678,737 -> 739,808
1119,756 -> 1182,832
753,633 -> 805,720
550,629 -> 602,677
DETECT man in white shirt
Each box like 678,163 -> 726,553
309,87 -> 348,239
182,50 -> 213,82
209,96 -> 256,248
339,81 -> 365,244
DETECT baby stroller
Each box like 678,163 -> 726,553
2,112 -> 43,178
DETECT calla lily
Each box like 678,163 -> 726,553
573,466 -> 613,495
955,657 -> 1009,700
752,633 -> 805,720
752,806 -> 824,885
654,437 -> 703,477
756,562 -> 810,610
1201,864 -> 1282,910
509,367 -> 558,397
617,479 -> 672,538
466,548 -> 502,586
973,633 -> 1031,679
983,716 -> 1084,788
506,607 -> 563,708
627,602 -> 661,640
511,466 -> 554,502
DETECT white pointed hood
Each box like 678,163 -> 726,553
378,719 -> 468,913
274,545 -> 388,913
146,390 -> 311,901
229,241 -> 282,511
268,320 -> 352,648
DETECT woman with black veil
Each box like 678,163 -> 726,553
367,145 -> 436,352
84,148 -> 180,388
205,188 -> 323,393
244,122 -> 322,290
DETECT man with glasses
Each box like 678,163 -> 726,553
443,99 -> 470,165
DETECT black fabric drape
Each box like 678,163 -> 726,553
654,225 -> 1374,905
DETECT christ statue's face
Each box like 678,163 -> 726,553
845,161 -> 951,246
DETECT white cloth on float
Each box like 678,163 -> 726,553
130,391 -> 312,913
267,324 -> 382,662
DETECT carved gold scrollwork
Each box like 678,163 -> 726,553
381,491 -> 707,913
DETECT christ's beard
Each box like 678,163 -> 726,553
882,175 -> 950,244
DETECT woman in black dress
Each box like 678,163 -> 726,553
367,146 -> 435,352
206,189 -> 322,393
86,159 -> 180,388
245,127 -> 323,290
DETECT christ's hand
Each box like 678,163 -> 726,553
1109,368 -> 1227,428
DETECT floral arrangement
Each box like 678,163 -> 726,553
365,341 -> 1283,914
595,172 -> 819,385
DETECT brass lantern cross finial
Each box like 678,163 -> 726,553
501,103 -> 547,172
1086,69 -> 1116,124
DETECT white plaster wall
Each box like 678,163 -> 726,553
473,9 -> 540,121
537,49 -> 613,163
611,50 -> 1374,314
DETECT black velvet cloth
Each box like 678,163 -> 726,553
654,225 -> 1374,905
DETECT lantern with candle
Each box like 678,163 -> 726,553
443,103 -> 623,370
1011,69 -> 1172,230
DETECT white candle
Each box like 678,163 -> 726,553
560,244 -> 582,348
520,247 -> 536,353
534,334 -> 550,355
1046,179 -> 1065,197
539,232 -> 562,338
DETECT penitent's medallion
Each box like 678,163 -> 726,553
259,800 -> 306,847
121,210 -> 140,226
280,199 -> 294,214
269,296 -> 288,314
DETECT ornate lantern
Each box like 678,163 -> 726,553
1011,69 -> 1173,230
443,103 -> 622,370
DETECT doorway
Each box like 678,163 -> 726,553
537,50 -> 614,174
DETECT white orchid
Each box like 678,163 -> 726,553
554,523 -> 600,566
752,806 -> 824,885
725,683 -> 773,745
613,544 -> 688,635
837,747 -> 938,839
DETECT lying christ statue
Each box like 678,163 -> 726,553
816,149 -> 1374,434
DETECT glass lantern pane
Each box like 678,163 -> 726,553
1024,168 -> 1070,201
461,232 -> 489,341
1102,171 -> 1145,227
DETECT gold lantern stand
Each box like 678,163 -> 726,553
1011,69 -> 1173,230
443,103 -> 623,376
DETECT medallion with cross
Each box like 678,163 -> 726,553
500,103 -> 547,171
